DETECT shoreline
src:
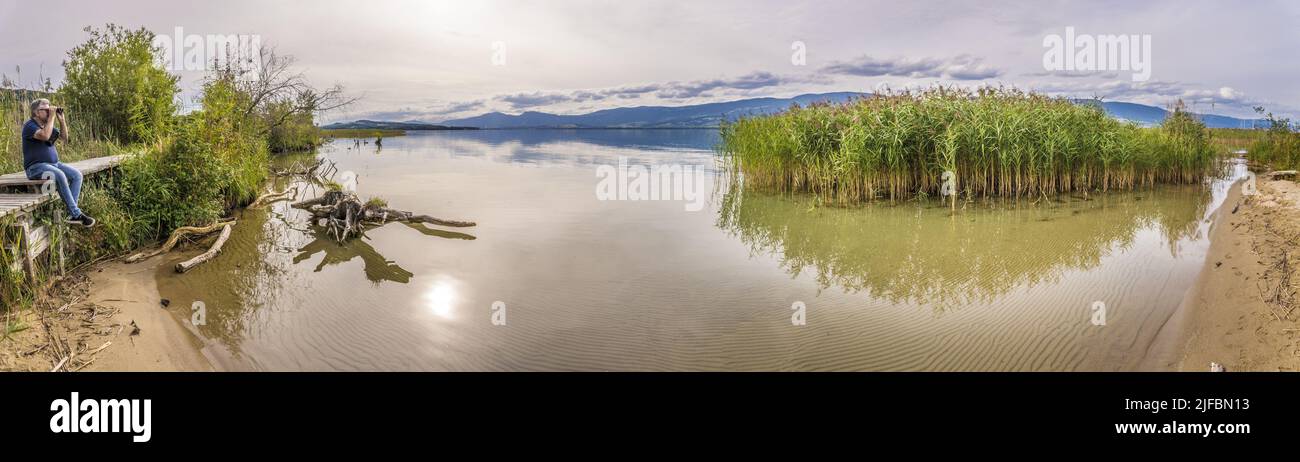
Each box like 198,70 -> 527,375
9,178 -> 1299,372
0,252 -> 218,372
80,257 -> 218,372
1158,176 -> 1300,372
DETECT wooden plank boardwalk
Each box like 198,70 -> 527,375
1,154 -> 126,277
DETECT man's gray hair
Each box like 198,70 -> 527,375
30,98 -> 50,117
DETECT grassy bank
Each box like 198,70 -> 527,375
2,24 -> 337,311
720,87 -> 1222,202
1247,112 -> 1299,171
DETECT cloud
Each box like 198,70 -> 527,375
436,100 -> 486,114
1024,79 -> 1291,116
820,54 -> 1002,80
653,71 -> 791,98
1021,70 -> 1120,79
492,71 -> 805,109
497,92 -> 574,109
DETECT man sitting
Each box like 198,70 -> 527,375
22,98 -> 95,227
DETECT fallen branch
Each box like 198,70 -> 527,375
249,185 -> 298,208
51,356 -> 68,373
382,209 -> 476,228
176,222 -> 234,273
124,220 -> 236,263
273,158 -> 325,176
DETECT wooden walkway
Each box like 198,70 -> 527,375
0,155 -> 125,216
1,155 -> 126,277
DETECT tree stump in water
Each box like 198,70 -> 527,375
291,191 -> 475,242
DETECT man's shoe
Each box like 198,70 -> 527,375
67,214 -> 96,228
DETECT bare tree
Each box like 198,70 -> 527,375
211,44 -> 358,135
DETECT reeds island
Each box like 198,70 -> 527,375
720,87 -> 1223,202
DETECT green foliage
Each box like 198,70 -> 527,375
77,187 -> 133,253
60,24 -> 179,144
5,23 -> 336,314
116,124 -> 228,241
266,101 -> 322,152
111,73 -> 270,242
193,74 -> 269,206
720,87 -> 1223,202
1249,111 -> 1299,171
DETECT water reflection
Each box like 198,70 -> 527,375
717,179 -> 1212,307
293,228 -> 416,284
152,130 -> 1236,371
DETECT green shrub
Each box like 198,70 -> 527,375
60,24 -> 179,144
115,123 -> 229,241
1249,112 -> 1299,171
266,101 -> 321,152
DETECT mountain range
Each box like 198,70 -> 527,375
320,120 -> 479,130
324,92 -> 1269,130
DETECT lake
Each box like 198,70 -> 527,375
155,129 -> 1238,371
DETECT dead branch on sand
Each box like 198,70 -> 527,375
124,220 -> 236,263
250,185 -> 299,208
176,222 -> 234,273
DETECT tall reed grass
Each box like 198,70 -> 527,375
1248,113 -> 1300,171
719,87 -> 1223,202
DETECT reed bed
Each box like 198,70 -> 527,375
1248,117 -> 1300,171
719,87 -> 1222,202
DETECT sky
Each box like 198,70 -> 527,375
2,0 -> 1298,123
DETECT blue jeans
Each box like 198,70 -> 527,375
25,162 -> 83,219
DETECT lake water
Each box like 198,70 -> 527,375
155,129 -> 1237,371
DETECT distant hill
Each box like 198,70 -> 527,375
321,120 -> 478,130
438,92 -> 865,128
1076,100 -> 1267,128
329,93 -> 1271,130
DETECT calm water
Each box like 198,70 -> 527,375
155,129 -> 1236,371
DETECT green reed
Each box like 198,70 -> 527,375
719,87 -> 1223,202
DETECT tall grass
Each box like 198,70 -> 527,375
720,87 -> 1223,202
1248,112 -> 1300,171
1210,128 -> 1265,154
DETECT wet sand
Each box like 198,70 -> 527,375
1167,177 -> 1300,371
81,257 -> 215,371
0,253 -> 215,372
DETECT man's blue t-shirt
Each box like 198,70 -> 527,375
21,119 -> 61,169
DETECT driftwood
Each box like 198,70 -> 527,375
250,185 -> 298,208
292,190 -> 475,242
273,158 -> 325,176
1264,170 -> 1297,180
176,222 -> 233,273
124,220 -> 236,263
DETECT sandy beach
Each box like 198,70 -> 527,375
0,254 -> 215,372
1163,176 -> 1300,371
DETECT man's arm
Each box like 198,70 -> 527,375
56,110 -> 69,143
31,110 -> 55,141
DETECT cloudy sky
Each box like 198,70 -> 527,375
2,0 -> 1298,123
